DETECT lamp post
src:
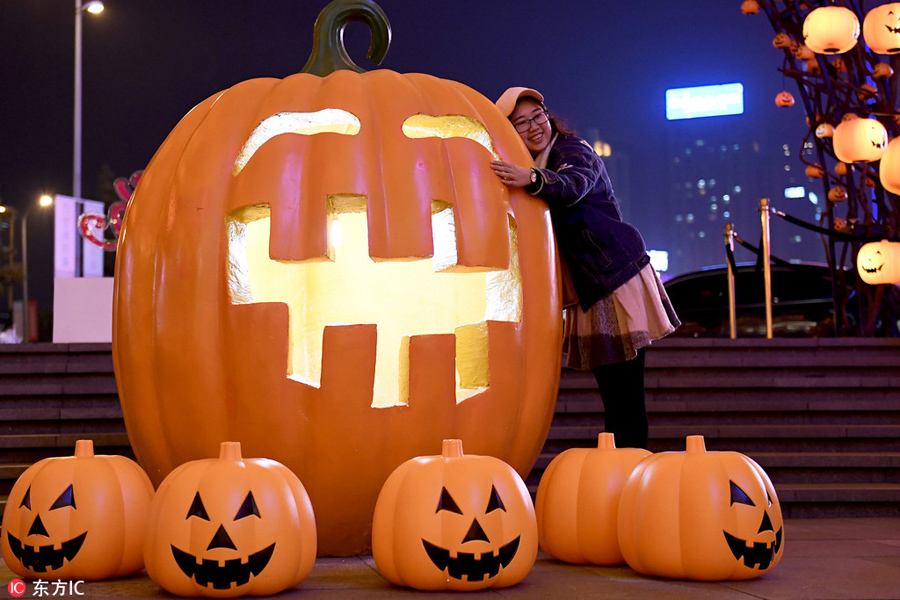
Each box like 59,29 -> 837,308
74,0 -> 104,206
21,196 -> 54,343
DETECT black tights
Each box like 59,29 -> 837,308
591,347 -> 648,449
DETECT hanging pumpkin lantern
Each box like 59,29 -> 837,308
0,440 -> 154,581
832,56 -> 849,72
833,217 -> 849,231
802,6 -> 860,54
534,433 -> 650,565
857,240 -> 900,284
773,33 -> 794,49
775,91 -> 795,107
792,44 -> 815,60
833,114 -> 888,162
858,83 -> 878,102
873,62 -> 895,78
805,58 -> 821,74
828,186 -> 849,202
863,3 -> 900,54
805,164 -> 825,178
143,442 -> 317,597
879,136 -> 900,194
617,436 -> 784,581
741,1 -> 760,15
113,0 -> 562,556
815,123 -> 834,138
372,439 -> 538,591
834,161 -> 849,176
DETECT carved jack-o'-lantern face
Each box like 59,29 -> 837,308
617,436 -> 784,581
857,240 -> 900,285
113,1 -> 562,556
0,440 -> 154,581
372,439 -> 538,591
143,442 -> 316,597
833,114 -> 888,163
863,2 -> 900,54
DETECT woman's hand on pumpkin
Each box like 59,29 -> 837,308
491,160 -> 531,187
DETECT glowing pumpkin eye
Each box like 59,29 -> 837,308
729,481 -> 756,507
436,488 -> 463,514
19,486 -> 31,510
486,485 -> 506,513
234,491 -> 260,520
186,492 -> 210,520
50,484 -> 76,510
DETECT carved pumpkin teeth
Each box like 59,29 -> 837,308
226,198 -> 522,408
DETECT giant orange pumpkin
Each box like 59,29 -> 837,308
372,439 -> 538,590
143,442 -> 316,597
113,0 -> 562,556
617,436 -> 784,581
0,440 -> 154,581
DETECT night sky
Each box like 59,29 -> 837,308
0,0 -> 834,313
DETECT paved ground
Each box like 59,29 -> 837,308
2,518 -> 898,599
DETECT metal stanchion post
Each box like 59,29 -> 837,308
759,198 -> 773,339
725,223 -> 737,340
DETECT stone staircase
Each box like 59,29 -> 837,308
535,337 -> 900,518
1,339 -> 899,520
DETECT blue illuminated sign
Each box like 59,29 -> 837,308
666,83 -> 744,120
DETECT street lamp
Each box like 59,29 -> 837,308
74,0 -> 104,203
21,195 -> 54,343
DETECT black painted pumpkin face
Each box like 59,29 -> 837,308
0,440 -> 154,581
143,442 -> 317,598
617,436 -> 785,581
372,439 -> 538,591
723,480 -> 784,571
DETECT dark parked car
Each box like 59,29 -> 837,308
663,262 -> 863,337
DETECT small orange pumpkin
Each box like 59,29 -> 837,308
535,433 -> 650,565
805,164 -> 825,178
873,62 -> 895,78
740,0 -> 760,15
617,436 -> 784,581
372,439 -> 538,591
857,240 -> 900,285
828,186 -> 849,202
143,442 -> 317,597
0,440 -> 154,581
775,91 -> 795,107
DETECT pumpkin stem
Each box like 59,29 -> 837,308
441,439 -> 464,458
686,435 -> 707,453
74,439 -> 94,458
219,441 -> 244,461
597,432 -> 616,449
301,0 -> 391,76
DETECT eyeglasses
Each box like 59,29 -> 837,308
513,111 -> 549,133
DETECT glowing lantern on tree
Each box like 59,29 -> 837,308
857,240 -> 900,285
863,3 -> 900,54
112,0 -> 563,556
617,436 -> 784,581
802,6 -> 860,54
832,114 -> 888,162
878,136 -> 900,194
